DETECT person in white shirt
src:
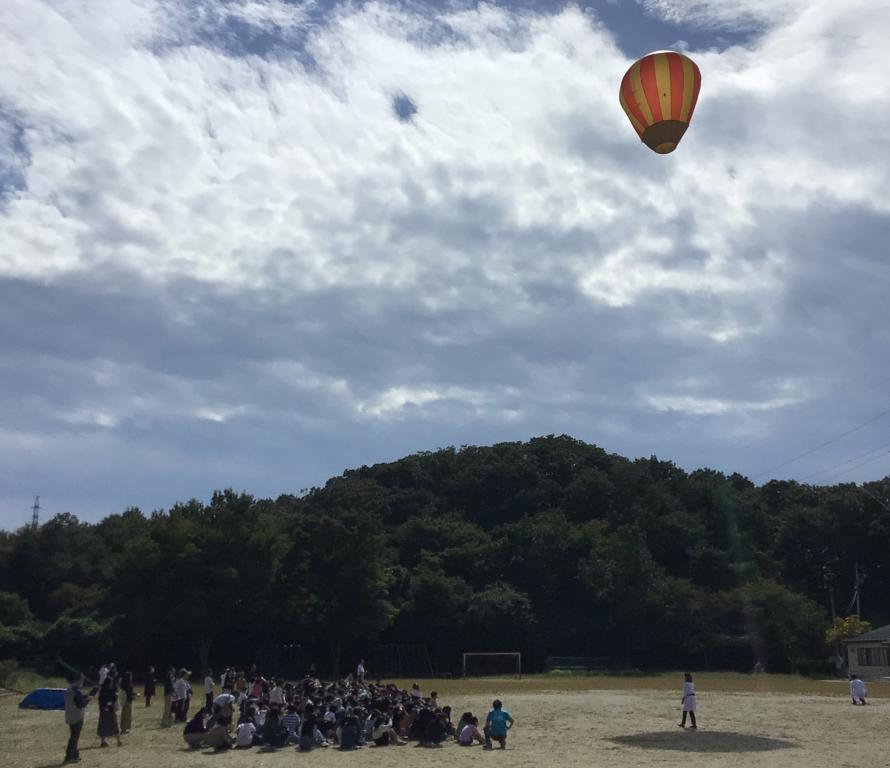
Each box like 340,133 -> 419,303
173,670 -> 191,723
235,720 -> 257,748
678,672 -> 697,729
356,660 -> 366,684
850,674 -> 868,705
269,680 -> 285,706
410,683 -> 422,700
204,670 -> 215,713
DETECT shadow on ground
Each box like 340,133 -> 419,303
608,730 -> 797,753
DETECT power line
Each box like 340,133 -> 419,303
799,438 -> 890,482
819,449 -> 890,485
752,407 -> 890,481
735,367 -> 890,456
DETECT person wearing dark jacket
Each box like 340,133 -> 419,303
119,671 -> 135,734
161,667 -> 175,726
144,666 -> 156,707
96,676 -> 122,747
184,708 -> 208,748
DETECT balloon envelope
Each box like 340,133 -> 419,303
619,51 -> 701,154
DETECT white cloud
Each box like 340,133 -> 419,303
638,0 -> 804,29
357,385 -> 508,419
195,405 -> 247,423
1,0 -> 889,521
2,0 -> 885,293
358,386 -> 448,416
645,393 -> 802,416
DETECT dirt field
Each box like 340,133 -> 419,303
3,674 -> 886,768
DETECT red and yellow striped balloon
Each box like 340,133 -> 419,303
619,51 -> 701,154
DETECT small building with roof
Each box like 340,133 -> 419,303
845,625 -> 890,678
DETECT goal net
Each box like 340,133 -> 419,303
462,652 -> 522,679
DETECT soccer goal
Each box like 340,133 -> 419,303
462,652 -> 522,679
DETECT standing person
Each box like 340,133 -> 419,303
63,673 -> 95,763
183,672 -> 193,721
850,674 -> 868,705
356,659 -> 366,684
119,671 -> 135,734
269,678 -> 285,707
144,666 -> 156,707
204,669 -> 215,712
679,672 -> 697,729
161,667 -> 175,726
483,699 -> 513,750
173,668 -> 191,722
96,676 -> 122,747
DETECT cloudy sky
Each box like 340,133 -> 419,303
1,0 -> 889,527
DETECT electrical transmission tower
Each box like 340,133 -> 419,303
31,496 -> 40,528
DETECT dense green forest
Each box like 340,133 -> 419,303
1,436 -> 887,678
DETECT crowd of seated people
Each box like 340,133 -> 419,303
180,671 -> 477,752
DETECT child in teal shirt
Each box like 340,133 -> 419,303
483,700 -> 514,749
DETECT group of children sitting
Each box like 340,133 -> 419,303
182,671 -> 514,752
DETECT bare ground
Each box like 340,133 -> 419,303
2,675 -> 886,768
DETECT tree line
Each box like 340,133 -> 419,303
1,435 -> 886,677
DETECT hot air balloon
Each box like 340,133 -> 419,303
619,51 -> 701,154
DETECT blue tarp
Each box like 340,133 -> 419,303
19,687 -> 65,710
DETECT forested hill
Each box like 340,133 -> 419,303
2,435 -> 888,677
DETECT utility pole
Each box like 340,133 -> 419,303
31,496 -> 41,528
847,562 -> 866,617
855,562 -> 865,617
823,567 -> 837,621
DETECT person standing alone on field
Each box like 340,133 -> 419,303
64,673 -> 95,763
678,672 -> 697,729
483,699 -> 513,749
